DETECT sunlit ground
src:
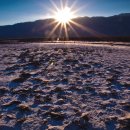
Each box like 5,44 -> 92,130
29,41 -> 130,49
0,42 -> 130,129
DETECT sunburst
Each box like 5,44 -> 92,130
54,7 -> 74,24
48,0 -> 106,40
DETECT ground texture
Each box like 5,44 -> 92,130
0,43 -> 130,130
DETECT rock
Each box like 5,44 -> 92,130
42,119 -> 48,124
106,115 -> 118,121
12,87 -> 32,94
124,82 -> 130,88
50,105 -> 62,112
11,77 -> 25,83
64,118 -> 88,130
64,59 -> 78,64
29,61 -> 40,66
2,100 -> 21,107
39,104 -> 52,111
49,112 -> 65,120
53,87 -> 63,92
119,101 -> 130,111
107,75 -> 117,83
11,72 -> 31,83
18,103 -> 30,111
47,125 -> 64,130
0,87 -> 9,94
64,122 -> 81,130
23,117 -> 34,123
0,114 -> 4,118
57,49 -> 63,54
17,117 -> 27,123
87,70 -> 94,74
55,99 -> 65,105
43,79 -> 50,84
70,86 -> 82,91
99,90 -> 111,97
64,112 -> 89,130
73,108 -> 82,116
81,112 -> 89,121
119,113 -> 130,130
111,90 -> 120,98
32,78 -> 43,84
20,72 -> 31,79
43,95 -> 52,102
82,63 -> 91,69
34,88 -> 43,93
6,114 -> 16,119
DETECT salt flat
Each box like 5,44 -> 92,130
0,42 -> 130,130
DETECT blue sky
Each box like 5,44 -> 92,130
0,0 -> 130,25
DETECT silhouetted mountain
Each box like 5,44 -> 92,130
0,13 -> 130,39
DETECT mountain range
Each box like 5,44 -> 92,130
0,13 -> 130,39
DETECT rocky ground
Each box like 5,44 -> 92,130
0,43 -> 130,130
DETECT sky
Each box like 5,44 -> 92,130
0,0 -> 130,25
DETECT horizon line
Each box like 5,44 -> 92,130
0,12 -> 130,26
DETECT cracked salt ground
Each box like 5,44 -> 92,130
0,43 -> 130,130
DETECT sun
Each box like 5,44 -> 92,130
54,7 -> 74,24
48,1 -> 94,39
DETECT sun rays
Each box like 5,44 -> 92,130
47,0 -> 105,40
54,7 -> 74,24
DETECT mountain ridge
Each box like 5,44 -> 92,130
0,13 -> 130,39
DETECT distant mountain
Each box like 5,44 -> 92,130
0,13 -> 130,39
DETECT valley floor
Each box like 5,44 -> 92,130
0,43 -> 130,130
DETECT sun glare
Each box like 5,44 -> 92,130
54,7 -> 74,24
48,1 -> 98,39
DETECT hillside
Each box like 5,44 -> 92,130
0,13 -> 130,39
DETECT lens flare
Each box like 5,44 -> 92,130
54,7 -> 74,24
47,0 -> 105,40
